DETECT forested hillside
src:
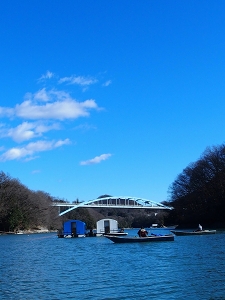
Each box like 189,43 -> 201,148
164,144 -> 225,228
0,171 -> 62,232
0,170 -> 169,232
1,144 -> 225,233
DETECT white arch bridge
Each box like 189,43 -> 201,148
52,196 -> 172,216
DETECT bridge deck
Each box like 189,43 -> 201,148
52,196 -> 171,216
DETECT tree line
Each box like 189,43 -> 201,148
164,144 -> 225,228
1,143 -> 225,232
0,171 -> 62,232
0,171 -> 169,232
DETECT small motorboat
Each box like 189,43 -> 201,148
150,224 -> 178,230
171,230 -> 216,236
104,234 -> 174,243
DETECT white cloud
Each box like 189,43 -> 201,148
0,139 -> 71,161
14,98 -> 98,120
35,122 -> 60,134
0,89 -> 100,121
0,72 -> 107,161
80,153 -> 112,165
3,121 -> 61,143
33,88 -> 50,102
59,75 -> 98,86
7,122 -> 36,142
54,138 -> 71,147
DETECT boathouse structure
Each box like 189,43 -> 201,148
96,218 -> 119,236
58,220 -> 86,238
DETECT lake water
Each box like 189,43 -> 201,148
1,229 -> 225,300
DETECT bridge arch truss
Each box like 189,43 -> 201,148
53,196 -> 171,216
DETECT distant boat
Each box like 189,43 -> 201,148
171,230 -> 216,236
150,224 -> 178,230
104,234 -> 174,243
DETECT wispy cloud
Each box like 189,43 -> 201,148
0,106 -> 14,118
73,123 -> 97,132
0,139 -> 71,161
59,75 -> 98,86
31,169 -> 41,174
102,80 -> 112,87
80,153 -> 112,165
38,70 -> 54,81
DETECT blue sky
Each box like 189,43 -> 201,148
1,1 -> 225,203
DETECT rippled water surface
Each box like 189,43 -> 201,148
1,229 -> 225,300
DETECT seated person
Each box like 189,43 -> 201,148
137,227 -> 148,237
195,224 -> 203,232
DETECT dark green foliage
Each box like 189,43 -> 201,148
66,207 -> 96,229
88,208 -> 169,229
4,141 -> 225,233
0,171 -> 62,232
131,211 -> 168,228
8,208 -> 28,231
167,144 -> 225,227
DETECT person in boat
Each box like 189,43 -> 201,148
195,224 -> 203,232
137,227 -> 148,237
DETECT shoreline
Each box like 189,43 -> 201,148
0,229 -> 57,235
